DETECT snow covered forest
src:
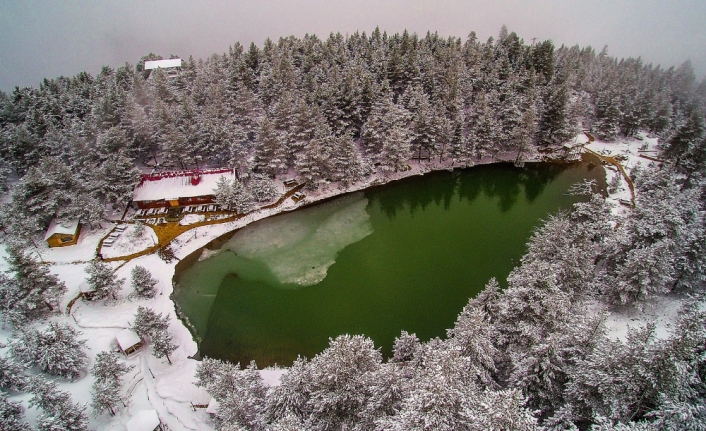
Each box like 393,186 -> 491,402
1,26 -> 706,430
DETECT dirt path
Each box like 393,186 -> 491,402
583,147 -> 635,206
101,184 -> 306,265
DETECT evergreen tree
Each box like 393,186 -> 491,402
28,377 -> 88,431
130,265 -> 158,299
391,330 -> 420,363
538,75 -> 573,145
249,173 -> 279,202
379,125 -> 412,174
10,323 -> 88,380
90,351 -> 133,416
92,351 -> 133,383
0,243 -> 66,327
133,306 -> 167,340
0,392 -> 32,431
133,307 -> 177,364
195,358 -> 267,430
0,355 -> 28,391
254,118 -> 287,175
85,260 -> 124,301
90,379 -> 122,416
151,328 -> 178,365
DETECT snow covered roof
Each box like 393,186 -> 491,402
132,169 -> 236,202
44,218 -> 79,240
206,398 -> 220,414
116,329 -> 142,350
126,410 -> 161,431
144,58 -> 182,70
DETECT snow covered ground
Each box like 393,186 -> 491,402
584,131 -> 660,216
581,132 -> 686,341
100,224 -> 158,259
0,134 -> 681,430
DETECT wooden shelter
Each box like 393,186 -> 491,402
563,142 -> 583,160
116,328 -> 144,356
126,410 -> 164,431
44,219 -> 80,247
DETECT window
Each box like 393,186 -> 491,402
60,235 -> 73,243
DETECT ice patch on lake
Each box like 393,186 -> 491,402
222,192 -> 373,286
198,248 -> 220,262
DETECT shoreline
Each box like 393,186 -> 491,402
168,153 -> 599,359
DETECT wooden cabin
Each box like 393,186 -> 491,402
132,168 -> 236,209
126,410 -> 165,431
44,219 -> 80,247
116,329 -> 144,356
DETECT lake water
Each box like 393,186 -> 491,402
173,161 -> 604,367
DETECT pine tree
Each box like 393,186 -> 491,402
0,243 -> 66,327
29,377 -> 88,431
91,351 -> 134,383
306,335 -> 382,428
195,358 -> 267,430
90,379 -> 122,416
379,125 -> 412,174
391,330 -> 420,363
133,306 -> 167,340
10,322 -> 88,381
254,118 -> 287,175
133,307 -> 177,364
213,175 -> 235,210
0,392 -> 32,431
130,265 -> 158,299
85,260 -> 124,301
0,355 -> 28,391
151,327 -> 178,365
538,75 -> 573,145
249,173 -> 279,202
231,178 -> 255,214
92,150 -> 141,207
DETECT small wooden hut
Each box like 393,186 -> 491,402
116,329 -> 144,356
126,410 -> 164,431
44,219 -> 80,247
563,143 -> 583,160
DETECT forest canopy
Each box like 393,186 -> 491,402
0,26 -> 706,430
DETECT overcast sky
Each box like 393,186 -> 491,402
1,0 -> 705,91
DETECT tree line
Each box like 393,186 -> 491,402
1,26 -> 706,430
1,26 -> 705,238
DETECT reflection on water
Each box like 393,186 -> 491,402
377,162 -> 572,221
174,161 -> 605,367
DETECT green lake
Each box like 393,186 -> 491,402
173,161 -> 604,367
